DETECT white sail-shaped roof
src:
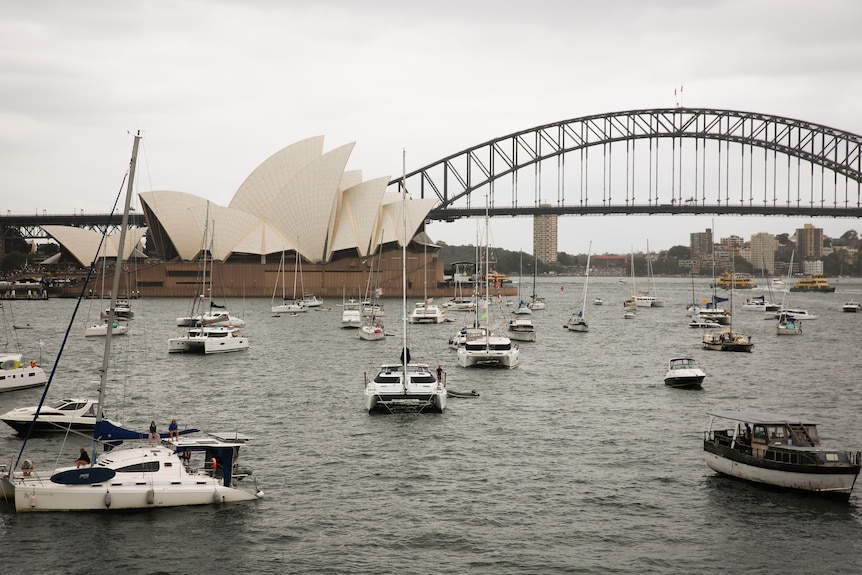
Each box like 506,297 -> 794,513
138,191 -> 209,260
229,136 -> 325,215
42,225 -> 147,266
327,176 -> 389,259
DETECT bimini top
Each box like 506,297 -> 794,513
707,409 -> 817,426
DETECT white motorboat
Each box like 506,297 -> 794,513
299,293 -> 322,308
0,133 -> 262,512
84,319 -> 129,337
594,297 -> 603,306
408,300 -> 445,324
664,357 -> 706,388
0,397 -> 118,434
507,316 -> 536,342
101,297 -> 134,320
689,316 -> 720,329
341,298 -> 362,328
168,325 -> 249,354
775,312 -> 802,335
843,301 -> 860,313
444,296 -> 475,311
703,409 -> 861,499
764,308 -> 817,321
741,295 -> 780,312
0,353 -> 47,393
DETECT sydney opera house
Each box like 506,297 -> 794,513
43,137 -> 460,299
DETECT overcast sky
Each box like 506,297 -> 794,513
3,0 -> 861,255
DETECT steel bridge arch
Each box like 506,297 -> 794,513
392,107 -> 862,218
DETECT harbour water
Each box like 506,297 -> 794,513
1,277 -> 861,574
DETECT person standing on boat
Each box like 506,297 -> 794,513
76,448 -> 90,468
436,364 -> 444,383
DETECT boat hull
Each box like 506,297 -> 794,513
0,364 -> 47,393
704,451 -> 858,498
664,376 -> 704,388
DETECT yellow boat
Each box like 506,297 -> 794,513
789,275 -> 835,293
713,272 -> 756,290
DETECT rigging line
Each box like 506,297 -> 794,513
12,170 -> 129,470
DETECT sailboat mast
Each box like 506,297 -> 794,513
98,131 -> 140,422
401,150 -> 409,384
582,241 -> 592,312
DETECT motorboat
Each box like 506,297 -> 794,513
594,297 -> 603,305
703,409 -> 860,499
0,353 -> 47,393
84,319 -> 129,337
299,293 -> 322,308
444,296 -> 475,312
408,300 -> 445,324
101,297 -> 134,320
842,301 -> 860,313
663,357 -> 706,388
364,363 -> 446,414
789,275 -> 835,292
689,316 -> 720,329
776,312 -> 802,335
764,308 -> 817,320
341,298 -> 362,328
0,398 -> 118,434
702,328 -> 753,352
507,316 -> 536,342
694,308 -> 731,325
623,308 -> 637,319
740,295 -> 780,312
168,325 -> 249,354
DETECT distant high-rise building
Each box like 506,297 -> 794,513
690,228 -> 713,259
533,205 -> 558,263
749,232 -> 778,275
796,223 -> 823,259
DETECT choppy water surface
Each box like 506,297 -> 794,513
1,278 -> 862,574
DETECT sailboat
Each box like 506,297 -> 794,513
85,245 -> 130,336
408,240 -> 445,324
358,243 -> 386,341
702,253 -> 754,352
364,152 -> 446,413
645,240 -> 663,307
0,302 -> 47,393
623,249 -> 637,318
456,199 -> 520,368
1,132 -> 262,511
529,254 -> 546,310
565,242 -> 591,332
507,254 -> 536,342
175,212 -> 246,328
271,249 -> 307,314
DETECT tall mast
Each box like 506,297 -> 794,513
400,150 -> 409,389
98,131 -> 140,422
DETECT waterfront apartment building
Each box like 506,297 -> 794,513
533,205 -> 558,263
690,229 -> 713,259
796,223 -> 823,260
749,232 -> 778,275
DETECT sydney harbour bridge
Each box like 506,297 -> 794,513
4,107 -> 862,241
